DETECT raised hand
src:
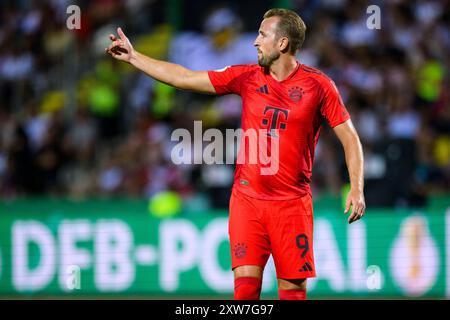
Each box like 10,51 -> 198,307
105,27 -> 134,62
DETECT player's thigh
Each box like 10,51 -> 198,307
229,190 -> 271,270
268,194 -> 316,279
233,265 -> 264,279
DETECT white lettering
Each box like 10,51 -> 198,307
58,220 -> 91,291
160,220 -> 198,291
198,218 -> 232,291
366,5 -> 381,30
66,5 -> 81,30
348,222 -> 367,291
12,221 -> 55,291
95,220 -> 134,291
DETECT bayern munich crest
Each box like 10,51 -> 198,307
288,86 -> 304,102
233,243 -> 248,259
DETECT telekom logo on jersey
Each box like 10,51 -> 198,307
170,121 -> 280,175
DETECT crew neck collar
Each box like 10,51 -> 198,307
264,61 -> 300,84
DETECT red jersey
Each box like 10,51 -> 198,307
208,62 -> 350,200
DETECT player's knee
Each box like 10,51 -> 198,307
234,276 -> 262,300
233,265 -> 263,278
277,278 -> 307,290
277,278 -> 307,300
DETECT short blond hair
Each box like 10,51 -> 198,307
263,8 -> 307,54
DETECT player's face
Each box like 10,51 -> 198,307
254,17 -> 281,67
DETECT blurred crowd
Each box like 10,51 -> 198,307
0,0 -> 449,209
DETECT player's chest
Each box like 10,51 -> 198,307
242,79 -> 320,124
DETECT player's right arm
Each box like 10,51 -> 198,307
106,27 -> 216,95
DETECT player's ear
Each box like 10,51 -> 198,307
279,36 -> 289,53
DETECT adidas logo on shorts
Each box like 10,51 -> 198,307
299,262 -> 313,272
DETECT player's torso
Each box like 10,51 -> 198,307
240,64 -> 323,137
234,64 -> 325,200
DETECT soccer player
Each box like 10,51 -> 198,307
106,8 -> 365,300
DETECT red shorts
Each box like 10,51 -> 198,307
229,189 -> 316,279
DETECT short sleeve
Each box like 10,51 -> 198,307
207,65 -> 254,96
320,78 -> 350,128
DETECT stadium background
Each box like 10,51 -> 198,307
0,0 -> 449,299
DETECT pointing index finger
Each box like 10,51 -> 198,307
117,27 -> 126,40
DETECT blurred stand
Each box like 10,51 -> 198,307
0,0 -> 448,210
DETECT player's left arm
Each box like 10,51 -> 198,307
333,119 -> 366,224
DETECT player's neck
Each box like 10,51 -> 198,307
269,56 -> 298,82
